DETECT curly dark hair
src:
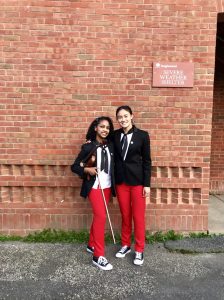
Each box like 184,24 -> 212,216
86,116 -> 114,141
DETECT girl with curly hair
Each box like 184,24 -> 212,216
71,116 -> 115,271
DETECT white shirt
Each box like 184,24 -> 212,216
92,146 -> 111,189
120,132 -> 133,160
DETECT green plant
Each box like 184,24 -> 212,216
146,230 -> 184,244
0,235 -> 22,242
189,232 -> 212,238
23,228 -> 90,243
0,228 -> 222,244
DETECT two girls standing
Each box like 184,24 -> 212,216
71,106 -> 151,270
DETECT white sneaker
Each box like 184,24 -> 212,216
92,256 -> 113,271
115,245 -> 131,258
133,251 -> 144,266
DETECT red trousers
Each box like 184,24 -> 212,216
116,183 -> 146,252
88,187 -> 111,257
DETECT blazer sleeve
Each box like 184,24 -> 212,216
142,132 -> 152,187
71,144 -> 89,179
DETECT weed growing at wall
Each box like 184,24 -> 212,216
0,228 -> 221,244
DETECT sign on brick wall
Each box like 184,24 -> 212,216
152,62 -> 194,87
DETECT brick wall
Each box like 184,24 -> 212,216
0,0 -> 221,235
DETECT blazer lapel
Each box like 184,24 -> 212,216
124,127 -> 138,159
107,142 -> 114,174
115,129 -> 123,154
107,142 -> 114,156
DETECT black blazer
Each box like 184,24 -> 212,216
71,141 -> 116,198
113,127 -> 151,187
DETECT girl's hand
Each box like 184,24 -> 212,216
143,187 -> 150,197
84,167 -> 97,176
143,187 -> 150,204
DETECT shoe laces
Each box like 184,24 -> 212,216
135,252 -> 142,259
98,256 -> 108,266
120,245 -> 129,253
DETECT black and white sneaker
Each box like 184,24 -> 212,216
115,245 -> 131,258
86,245 -> 94,254
92,256 -> 113,271
133,251 -> 144,266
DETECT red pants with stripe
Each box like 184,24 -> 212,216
88,187 -> 111,257
116,183 -> 146,252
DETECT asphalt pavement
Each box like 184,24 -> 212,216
0,237 -> 224,300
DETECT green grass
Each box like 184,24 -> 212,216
0,228 -> 222,244
0,235 -> 23,242
23,228 -> 90,243
188,232 -> 211,238
146,230 -> 184,244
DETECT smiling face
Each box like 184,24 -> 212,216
116,109 -> 133,132
95,119 -> 110,142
